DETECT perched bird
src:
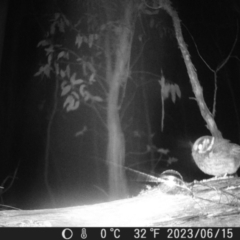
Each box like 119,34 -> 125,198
192,136 -> 240,177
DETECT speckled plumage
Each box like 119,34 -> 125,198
192,136 -> 240,176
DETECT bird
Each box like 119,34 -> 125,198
192,136 -> 240,177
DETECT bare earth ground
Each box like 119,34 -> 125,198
0,177 -> 240,227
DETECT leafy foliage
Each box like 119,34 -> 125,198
158,71 -> 181,131
159,75 -> 181,103
35,13 -> 103,112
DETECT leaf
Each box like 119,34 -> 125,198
70,72 -> 76,84
62,14 -> 70,27
34,70 -> 41,77
64,95 -> 80,112
53,13 -> 60,20
75,126 -> 88,137
158,76 -> 165,88
34,64 -> 52,77
86,61 -> 95,74
50,21 -> 57,35
89,73 -> 96,84
48,53 -> 52,64
172,92 -> 176,103
89,34 -> 94,48
66,65 -> 70,78
75,79 -> 84,85
79,84 -> 91,102
70,99 -> 80,111
37,40 -> 50,47
60,69 -> 65,78
61,84 -> 71,96
159,75 -> 181,103
170,84 -> 181,103
162,84 -> 170,99
157,148 -> 169,155
175,84 -> 181,98
75,34 -> 83,48
70,72 -> 83,86
61,80 -> 68,89
44,65 -> 52,77
79,84 -> 86,97
44,45 -> 54,55
166,157 -> 178,166
92,95 -> 103,102
57,51 -> 65,60
83,91 -> 90,101
159,76 -> 170,100
34,65 -> 45,76
71,91 -> 79,99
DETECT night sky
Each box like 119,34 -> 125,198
0,0 -> 240,209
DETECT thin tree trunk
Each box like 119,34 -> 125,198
107,94 -> 127,199
43,76 -> 59,207
106,1 -> 135,199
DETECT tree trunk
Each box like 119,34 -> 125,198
107,90 -> 128,199
106,1 -> 135,199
